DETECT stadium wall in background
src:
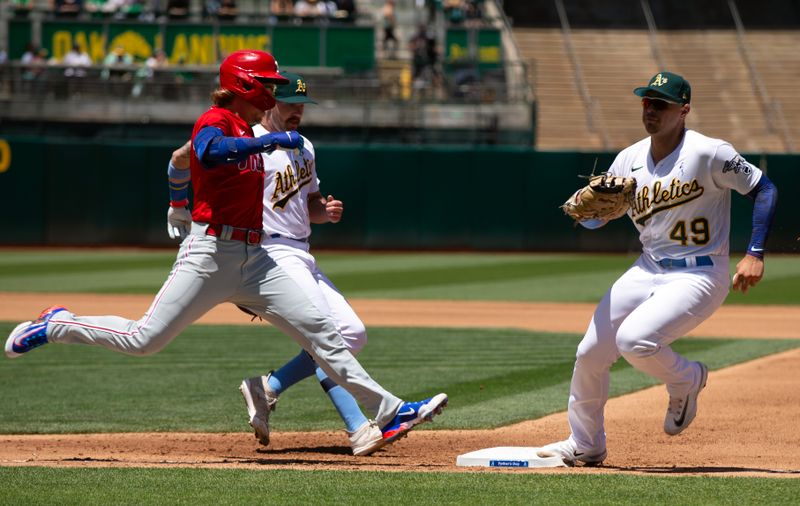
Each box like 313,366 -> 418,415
7,19 -> 376,70
0,136 -> 794,253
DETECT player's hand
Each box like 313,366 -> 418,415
167,206 -> 192,240
325,195 -> 343,223
732,254 -> 764,294
259,131 -> 304,154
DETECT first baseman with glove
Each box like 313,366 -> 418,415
540,71 -> 778,466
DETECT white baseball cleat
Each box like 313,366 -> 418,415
239,374 -> 279,446
664,361 -> 708,436
348,420 -> 388,456
537,438 -> 607,467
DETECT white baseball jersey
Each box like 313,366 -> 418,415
564,129 -> 763,457
253,124 -> 320,240
252,124 -> 367,352
609,129 -> 762,260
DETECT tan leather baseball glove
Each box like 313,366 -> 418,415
561,174 -> 637,222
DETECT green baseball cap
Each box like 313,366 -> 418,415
633,72 -> 691,104
274,71 -> 317,104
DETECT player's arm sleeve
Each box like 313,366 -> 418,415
743,173 -> 778,259
167,140 -> 192,206
193,126 -> 269,167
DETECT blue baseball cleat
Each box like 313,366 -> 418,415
381,393 -> 448,443
5,306 -> 67,359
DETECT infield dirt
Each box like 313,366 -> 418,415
1,293 -> 799,477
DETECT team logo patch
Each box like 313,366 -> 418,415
295,79 -> 307,95
722,156 -> 752,175
651,73 -> 668,87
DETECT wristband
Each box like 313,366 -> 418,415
170,199 -> 189,208
167,160 -> 191,203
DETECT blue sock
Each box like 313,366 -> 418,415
316,366 -> 368,433
268,351 -> 317,395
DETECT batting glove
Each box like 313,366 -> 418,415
167,205 -> 192,240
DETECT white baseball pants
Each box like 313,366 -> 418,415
262,237 -> 367,354
567,254 -> 729,453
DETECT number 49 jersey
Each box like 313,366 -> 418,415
609,129 -> 762,260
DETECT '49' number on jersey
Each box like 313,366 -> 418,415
669,218 -> 710,246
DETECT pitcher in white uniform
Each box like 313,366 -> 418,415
541,72 -> 778,466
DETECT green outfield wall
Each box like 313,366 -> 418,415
0,137 -> 795,252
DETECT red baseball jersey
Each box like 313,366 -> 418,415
190,106 -> 265,230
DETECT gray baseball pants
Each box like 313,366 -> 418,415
45,227 -> 402,427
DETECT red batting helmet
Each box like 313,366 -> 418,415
219,50 -> 289,111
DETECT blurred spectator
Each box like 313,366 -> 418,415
11,0 -> 33,17
219,0 -> 238,18
409,24 -> 437,78
294,0 -> 336,18
104,45 -> 134,65
85,0 -> 114,17
167,0 -> 189,18
102,45 -> 134,80
451,63 -> 480,99
62,43 -> 92,77
409,24 -> 441,98
464,0 -> 482,27
51,0 -> 84,16
21,46 -> 49,81
443,0 -> 464,24
132,49 -> 169,97
270,0 -> 293,17
20,42 -> 38,64
333,0 -> 356,19
205,0 -> 237,19
0,48 -> 7,65
117,0 -> 148,19
382,0 -> 398,57
423,0 -> 438,24
146,49 -> 169,70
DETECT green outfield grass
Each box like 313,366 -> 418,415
1,467 -> 799,505
2,249 -> 798,504
0,249 -> 798,304
1,323 -> 797,433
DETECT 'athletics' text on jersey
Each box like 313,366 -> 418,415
254,124 -> 319,240
608,129 -> 761,260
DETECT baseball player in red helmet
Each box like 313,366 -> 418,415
166,71 -> 401,455
6,50 -> 448,444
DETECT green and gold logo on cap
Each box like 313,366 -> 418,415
295,79 -> 307,94
651,73 -> 668,87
